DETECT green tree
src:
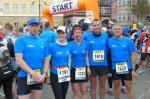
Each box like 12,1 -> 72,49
132,0 -> 150,20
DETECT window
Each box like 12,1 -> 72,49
118,14 -> 122,21
4,3 -> 9,12
123,0 -> 125,5
128,0 -> 131,5
14,22 -> 19,27
128,14 -> 131,20
107,0 -> 111,5
13,4 -> 18,13
118,0 -> 123,6
123,14 -> 126,20
22,4 -> 26,13
30,4 -> 34,13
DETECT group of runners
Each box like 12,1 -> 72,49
0,17 -> 150,99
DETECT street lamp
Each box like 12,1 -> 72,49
39,0 -> 41,23
32,0 -> 47,23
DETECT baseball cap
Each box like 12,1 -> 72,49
27,18 -> 39,25
84,19 -> 92,24
101,27 -> 107,32
109,20 -> 114,25
57,26 -> 66,33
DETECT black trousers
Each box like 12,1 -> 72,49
0,75 -> 13,99
50,73 -> 69,99
108,76 -> 113,88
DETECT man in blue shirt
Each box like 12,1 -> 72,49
15,18 -> 49,99
40,22 -> 57,84
83,19 -> 109,99
107,24 -> 137,99
40,22 -> 57,44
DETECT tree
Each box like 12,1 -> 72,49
132,0 -> 150,20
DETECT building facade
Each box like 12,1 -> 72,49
111,0 -> 133,25
63,11 -> 86,26
99,0 -> 111,19
111,0 -> 150,25
0,0 -> 64,27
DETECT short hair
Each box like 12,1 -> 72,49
19,27 -> 23,33
82,23 -> 89,31
72,25 -> 82,33
92,19 -> 100,24
91,19 -> 101,27
44,22 -> 50,28
13,27 -> 23,33
112,24 -> 122,30
4,23 -> 13,31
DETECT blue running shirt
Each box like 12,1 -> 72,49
15,34 -> 48,77
83,32 -> 108,66
107,36 -> 136,70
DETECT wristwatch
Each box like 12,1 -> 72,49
43,72 -> 48,75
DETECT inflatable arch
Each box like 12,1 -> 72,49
42,0 -> 99,26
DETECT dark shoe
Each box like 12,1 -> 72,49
121,87 -> 126,94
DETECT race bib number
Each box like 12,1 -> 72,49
75,67 -> 86,80
93,50 -> 104,62
147,46 -> 150,53
27,69 -> 41,85
116,62 -> 128,74
57,66 -> 70,83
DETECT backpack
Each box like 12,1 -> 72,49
0,38 -> 13,78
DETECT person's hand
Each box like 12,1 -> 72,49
31,72 -> 42,82
132,70 -> 137,80
38,74 -> 47,83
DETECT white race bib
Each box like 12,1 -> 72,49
27,69 -> 41,85
75,67 -> 86,80
57,66 -> 70,83
116,62 -> 129,74
93,50 -> 104,62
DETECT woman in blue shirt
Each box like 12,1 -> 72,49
48,26 -> 70,99
70,25 -> 89,99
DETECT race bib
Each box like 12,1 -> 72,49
27,69 -> 41,85
147,46 -> 150,53
93,50 -> 104,62
116,62 -> 129,74
75,67 -> 86,80
57,66 -> 70,83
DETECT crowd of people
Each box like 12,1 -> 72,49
0,17 -> 149,99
